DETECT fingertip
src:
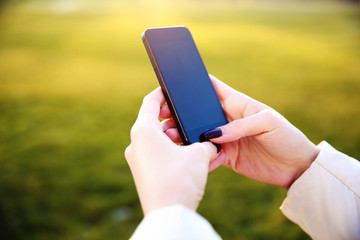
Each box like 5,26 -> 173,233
159,104 -> 172,119
203,127 -> 228,144
208,135 -> 227,144
201,127 -> 223,141
164,128 -> 182,144
198,141 -> 218,160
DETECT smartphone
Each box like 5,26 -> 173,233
142,26 -> 228,145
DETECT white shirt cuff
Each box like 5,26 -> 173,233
280,141 -> 360,239
131,205 -> 221,240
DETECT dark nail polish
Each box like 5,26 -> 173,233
202,128 -> 222,140
214,143 -> 221,153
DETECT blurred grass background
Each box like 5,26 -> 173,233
0,0 -> 359,239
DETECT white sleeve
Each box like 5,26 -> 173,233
130,205 -> 221,240
280,141 -> 360,240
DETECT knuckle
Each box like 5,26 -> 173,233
223,95 -> 240,113
130,119 -> 155,143
124,145 -> 132,161
260,109 -> 281,127
143,92 -> 151,101
233,118 -> 243,128
192,142 -> 205,153
129,124 -> 139,140
130,121 -> 146,140
142,91 -> 153,104
261,109 -> 274,120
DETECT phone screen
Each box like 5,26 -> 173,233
143,27 -> 228,144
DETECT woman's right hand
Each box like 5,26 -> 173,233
205,75 -> 320,189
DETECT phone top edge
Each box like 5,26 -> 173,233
142,25 -> 188,38
144,25 -> 187,30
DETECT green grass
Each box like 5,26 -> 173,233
0,1 -> 359,239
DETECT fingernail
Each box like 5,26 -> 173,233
214,143 -> 221,153
202,128 -> 222,140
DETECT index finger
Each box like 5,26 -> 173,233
210,74 -> 271,116
209,74 -> 238,102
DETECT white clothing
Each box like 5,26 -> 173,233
281,141 -> 360,239
131,142 -> 360,240
131,205 -> 221,240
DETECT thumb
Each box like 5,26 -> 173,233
210,109 -> 282,143
189,141 -> 218,163
189,142 -> 226,172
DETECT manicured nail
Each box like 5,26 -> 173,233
202,128 -> 222,140
214,143 -> 222,153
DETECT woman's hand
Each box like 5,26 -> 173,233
125,88 -> 225,215
206,75 -> 320,189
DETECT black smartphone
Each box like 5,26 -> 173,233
142,26 -> 228,145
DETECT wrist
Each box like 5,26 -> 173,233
286,144 -> 320,190
142,197 -> 200,216
140,185 -> 202,216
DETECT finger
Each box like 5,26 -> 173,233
159,104 -> 173,120
208,151 -> 226,172
164,128 -> 183,144
210,109 -> 282,143
209,74 -> 252,118
209,74 -> 269,116
138,87 -> 166,122
161,118 -> 176,132
161,118 -> 182,143
209,74 -> 240,102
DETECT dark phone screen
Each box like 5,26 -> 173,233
145,27 -> 228,143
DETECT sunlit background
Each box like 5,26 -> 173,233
0,0 -> 359,239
